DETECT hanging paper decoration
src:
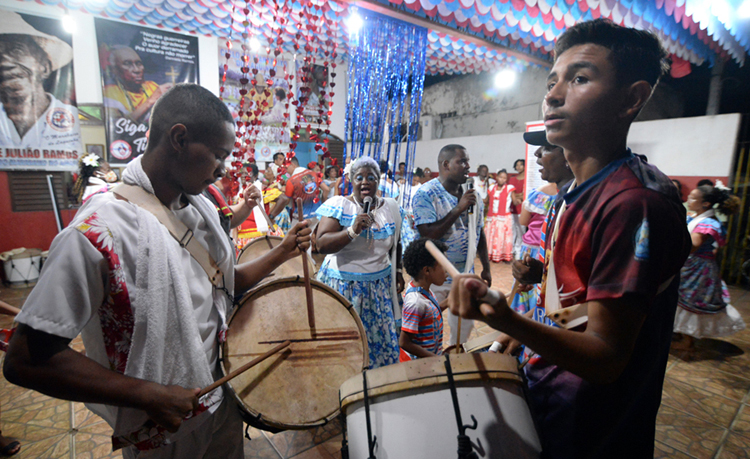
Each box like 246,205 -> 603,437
34,0 -> 749,72
344,14 -> 427,207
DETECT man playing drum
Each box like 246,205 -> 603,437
448,20 -> 691,458
3,84 -> 312,459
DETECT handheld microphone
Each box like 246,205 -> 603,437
363,196 -> 372,214
467,181 -> 474,214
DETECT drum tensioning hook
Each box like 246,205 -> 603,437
362,370 -> 378,459
444,355 -> 479,459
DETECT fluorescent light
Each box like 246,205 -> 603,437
62,14 -> 76,33
494,69 -> 516,89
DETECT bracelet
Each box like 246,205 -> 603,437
346,225 -> 359,240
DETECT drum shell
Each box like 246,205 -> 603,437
237,236 -> 315,285
2,248 -> 42,286
222,276 -> 368,432
340,353 -> 541,459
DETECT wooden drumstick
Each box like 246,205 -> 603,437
296,198 -> 316,332
256,194 -> 276,230
198,340 -> 291,397
425,241 -> 463,352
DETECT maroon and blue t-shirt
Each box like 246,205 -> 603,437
525,152 -> 691,458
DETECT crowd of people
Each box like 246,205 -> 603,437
1,18 -> 748,459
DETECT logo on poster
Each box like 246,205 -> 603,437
47,108 -> 74,132
110,140 -> 132,160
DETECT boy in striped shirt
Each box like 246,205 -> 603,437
399,238 -> 449,361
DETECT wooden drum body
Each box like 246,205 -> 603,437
222,277 -> 368,431
237,236 -> 315,283
339,353 -> 542,458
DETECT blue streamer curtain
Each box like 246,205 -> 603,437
343,15 -> 427,207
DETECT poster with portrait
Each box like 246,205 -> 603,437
96,18 -> 198,165
218,41 -> 291,162
296,63 -> 328,127
0,8 -> 83,171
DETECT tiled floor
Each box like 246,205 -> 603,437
2,260 -> 750,458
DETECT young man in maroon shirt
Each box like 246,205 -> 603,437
449,19 -> 691,458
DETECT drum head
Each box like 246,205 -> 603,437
237,236 -> 315,283
223,277 -> 368,430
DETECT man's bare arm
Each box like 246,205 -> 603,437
3,324 -> 198,432
450,276 -> 646,384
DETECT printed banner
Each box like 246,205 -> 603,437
218,42 -> 291,162
96,18 -> 198,165
0,8 -> 82,171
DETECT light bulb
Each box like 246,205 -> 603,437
62,14 -> 76,34
346,12 -> 364,34
494,69 -> 516,89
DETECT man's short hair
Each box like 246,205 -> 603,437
438,144 -> 466,165
399,162 -> 406,167
275,88 -> 286,101
697,179 -> 714,187
555,19 -> 670,88
290,156 -> 299,166
273,152 -> 284,161
148,84 -> 234,148
403,238 -> 448,279
246,162 -> 259,178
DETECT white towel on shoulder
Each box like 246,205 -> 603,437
114,155 -> 231,444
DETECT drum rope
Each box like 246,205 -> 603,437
444,355 -> 479,459
362,370 -> 378,459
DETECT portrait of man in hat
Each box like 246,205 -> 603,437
0,10 -> 80,151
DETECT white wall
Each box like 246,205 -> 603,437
413,114 -> 741,178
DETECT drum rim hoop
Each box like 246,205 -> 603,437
222,276 -> 369,430
339,353 -> 523,410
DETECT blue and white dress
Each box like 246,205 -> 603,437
316,196 -> 401,368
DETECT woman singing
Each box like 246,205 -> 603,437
315,157 -> 404,368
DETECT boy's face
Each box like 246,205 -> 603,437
425,262 -> 448,287
543,43 -> 621,151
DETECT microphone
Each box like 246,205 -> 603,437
467,181 -> 474,214
363,196 -> 372,214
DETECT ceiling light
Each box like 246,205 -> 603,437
62,13 -> 76,33
249,36 -> 262,52
346,12 -> 364,35
494,69 -> 516,89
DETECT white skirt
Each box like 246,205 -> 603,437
673,304 -> 746,339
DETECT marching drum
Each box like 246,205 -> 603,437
339,353 -> 542,458
222,277 -> 368,431
237,236 -> 316,284
1,248 -> 43,287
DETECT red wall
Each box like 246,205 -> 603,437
0,171 -> 77,254
669,175 -> 730,203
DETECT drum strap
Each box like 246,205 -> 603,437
112,184 -> 226,290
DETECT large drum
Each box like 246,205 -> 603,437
237,236 -> 315,284
339,353 -> 542,458
222,277 -> 368,431
1,248 -> 43,287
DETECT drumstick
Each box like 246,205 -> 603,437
425,242 -> 519,350
425,241 -> 463,352
296,198 -> 316,333
198,340 -> 291,397
257,196 -> 276,230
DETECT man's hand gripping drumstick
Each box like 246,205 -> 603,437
425,241 -> 510,352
